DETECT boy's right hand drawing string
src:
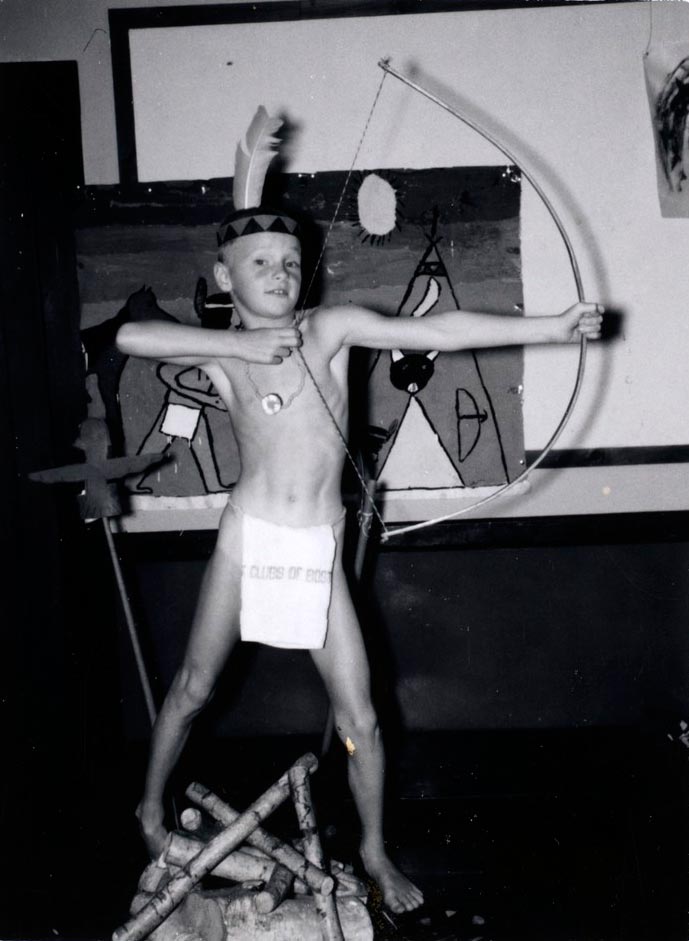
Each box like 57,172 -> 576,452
298,58 -> 592,542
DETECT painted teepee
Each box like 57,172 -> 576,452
367,212 -> 520,492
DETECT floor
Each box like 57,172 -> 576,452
3,729 -> 687,941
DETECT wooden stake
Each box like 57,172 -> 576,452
103,519 -> 156,727
289,764 -> 344,941
186,779 -> 334,896
112,754 -> 316,941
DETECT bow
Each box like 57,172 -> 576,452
376,59 -> 589,541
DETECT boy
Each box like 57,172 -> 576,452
116,208 -> 602,914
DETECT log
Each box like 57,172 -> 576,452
112,754 -> 316,941
321,871 -> 367,900
129,893 -> 152,917
254,864 -> 294,914
328,861 -> 366,899
292,874 -> 366,898
164,832 -> 275,883
180,808 -> 203,832
239,844 -> 273,861
137,860 -> 170,895
187,782 -> 332,895
180,807 -> 221,842
179,807 -> 222,843
221,886 -> 257,917
149,890 -> 224,941
186,781 -> 334,895
135,893 -> 373,941
289,764 -> 344,941
222,896 -> 372,941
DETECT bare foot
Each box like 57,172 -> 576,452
360,848 -> 424,914
136,801 -> 168,859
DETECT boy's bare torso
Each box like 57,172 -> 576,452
203,309 -> 349,527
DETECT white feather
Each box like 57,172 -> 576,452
233,106 -> 283,210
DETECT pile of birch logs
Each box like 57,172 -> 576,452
112,753 -> 373,941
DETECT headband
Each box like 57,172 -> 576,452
217,207 -> 301,247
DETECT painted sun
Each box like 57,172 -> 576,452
354,171 -> 403,245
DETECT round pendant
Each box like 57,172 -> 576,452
261,393 -> 283,415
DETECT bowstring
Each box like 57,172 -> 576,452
300,68 -> 390,306
297,68 -> 391,537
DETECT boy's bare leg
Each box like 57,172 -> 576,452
310,536 -> 424,914
136,507 -> 243,857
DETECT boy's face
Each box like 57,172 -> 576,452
214,232 -> 302,325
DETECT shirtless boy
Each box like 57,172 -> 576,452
116,207 -> 602,914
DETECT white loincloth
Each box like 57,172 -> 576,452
240,513 -> 337,649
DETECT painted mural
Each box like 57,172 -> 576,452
77,165 -> 525,511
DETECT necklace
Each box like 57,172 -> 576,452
244,353 -> 306,415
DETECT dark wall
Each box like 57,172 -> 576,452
118,524 -> 689,739
371,538 -> 689,731
1,63 -> 130,922
1,60 -> 88,775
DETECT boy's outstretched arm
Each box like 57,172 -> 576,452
116,321 -> 302,366
324,301 -> 603,353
